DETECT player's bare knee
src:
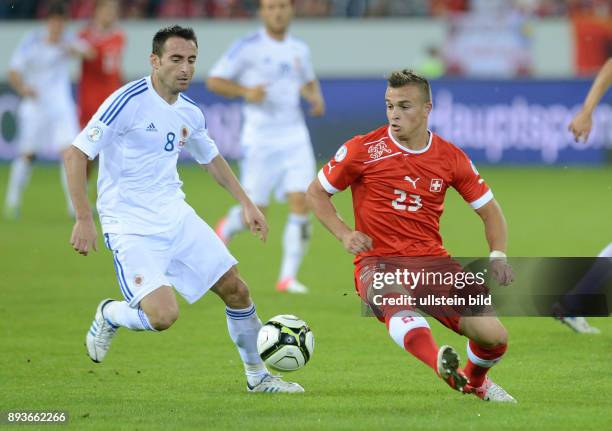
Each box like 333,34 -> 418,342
479,326 -> 508,348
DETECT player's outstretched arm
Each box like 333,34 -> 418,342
204,155 -> 268,242
301,80 -> 325,117
475,199 -> 513,286
206,77 -> 266,103
306,179 -> 372,255
64,146 -> 98,256
569,57 -> 612,143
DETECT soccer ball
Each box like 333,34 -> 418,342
257,314 -> 314,371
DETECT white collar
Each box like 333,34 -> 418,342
387,127 -> 433,154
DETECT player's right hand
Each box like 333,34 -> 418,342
70,218 -> 98,256
244,85 -> 266,103
341,231 -> 373,255
243,203 -> 268,242
568,110 -> 592,143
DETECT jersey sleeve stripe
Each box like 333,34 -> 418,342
179,93 -> 198,107
317,169 -> 341,194
99,79 -> 146,123
469,189 -> 494,209
105,87 -> 148,126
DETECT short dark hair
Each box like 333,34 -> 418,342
387,69 -> 432,103
47,1 -> 68,18
152,25 -> 198,57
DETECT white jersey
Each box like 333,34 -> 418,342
10,28 -> 86,109
209,28 -> 316,147
72,76 -> 220,235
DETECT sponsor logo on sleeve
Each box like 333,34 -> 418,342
334,145 -> 347,162
86,126 -> 103,142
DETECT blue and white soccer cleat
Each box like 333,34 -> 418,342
85,299 -> 118,363
559,317 -> 601,334
437,345 -> 469,393
247,374 -> 305,393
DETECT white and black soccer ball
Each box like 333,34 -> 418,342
257,314 -> 314,371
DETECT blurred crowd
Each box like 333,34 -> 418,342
1,0 -> 610,19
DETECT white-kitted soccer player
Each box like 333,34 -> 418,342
3,2 -> 92,219
64,25 -> 303,393
207,0 -> 326,294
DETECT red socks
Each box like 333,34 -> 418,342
464,340 -> 507,388
403,327 -> 439,371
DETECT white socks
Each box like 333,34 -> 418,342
4,157 -> 32,210
221,205 -> 246,239
279,213 -> 311,281
103,300 -> 155,331
225,304 -> 269,386
4,158 -> 75,217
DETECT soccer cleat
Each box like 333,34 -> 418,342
214,217 -> 230,245
247,374 -> 305,393
437,345 -> 469,392
85,299 -> 119,363
470,377 -> 517,403
276,277 -> 309,294
559,316 -> 601,334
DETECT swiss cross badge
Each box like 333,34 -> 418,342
430,178 -> 443,193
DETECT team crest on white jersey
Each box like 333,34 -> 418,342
179,126 -> 189,147
368,141 -> 392,160
86,126 -> 103,142
334,145 -> 347,162
430,178 -> 444,193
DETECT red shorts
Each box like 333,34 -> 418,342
354,257 -> 492,334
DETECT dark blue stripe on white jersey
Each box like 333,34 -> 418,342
105,86 -> 148,126
100,79 -> 146,124
180,93 -> 198,107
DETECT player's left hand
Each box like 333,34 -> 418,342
490,259 -> 514,286
243,203 -> 268,242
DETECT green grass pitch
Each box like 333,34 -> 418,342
1,164 -> 611,430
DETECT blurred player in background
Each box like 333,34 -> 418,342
307,70 -> 516,402
561,57 -> 612,334
3,2 -> 93,219
65,25 -> 303,393
78,0 -> 125,130
207,0 -> 326,294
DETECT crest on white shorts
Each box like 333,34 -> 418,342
334,145 -> 347,162
134,275 -> 144,286
87,126 -> 103,142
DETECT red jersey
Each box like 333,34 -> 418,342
319,126 -> 492,259
78,25 -> 125,127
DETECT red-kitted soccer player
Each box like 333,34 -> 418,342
78,0 -> 124,129
307,69 -> 516,402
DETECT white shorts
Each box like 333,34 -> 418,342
240,138 -> 316,207
16,99 -> 79,155
103,210 -> 238,308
